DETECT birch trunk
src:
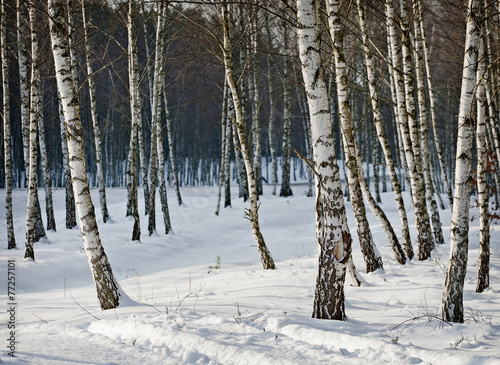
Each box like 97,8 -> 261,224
37,83 -> 56,232
164,92 -> 182,206
280,21 -> 293,198
17,0 -> 29,188
387,0 -> 433,261
442,0 -> 483,323
224,92 -> 232,208
327,0 -> 383,273
216,80 -> 228,215
475,36 -> 489,293
356,0 -> 412,260
49,0 -> 121,309
154,4 -> 172,234
127,0 -> 141,240
25,4 -> 42,260
2,0 -> 15,249
296,0 -> 351,319
413,0 -> 444,246
82,0 -> 110,223
222,1 -> 275,270
250,16 -> 262,196
59,99 -> 77,229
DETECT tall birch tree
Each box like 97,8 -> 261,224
475,35 -> 489,293
386,0 -> 433,260
442,0 -> 483,323
82,0 -> 110,223
49,0 -> 121,309
25,3 -> 42,260
127,0 -> 141,240
1,0 -> 15,249
296,0 -> 352,319
221,0 -> 275,270
356,0 -> 412,260
327,0 -> 383,272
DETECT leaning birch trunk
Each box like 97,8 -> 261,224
37,83 -> 56,232
82,0 -> 110,223
475,36 -> 489,293
25,4 -> 42,260
164,93 -> 182,206
413,0 -> 444,246
356,0 -> 412,259
387,0 -> 433,261
221,1 -> 275,270
224,92 -> 233,208
280,21 -> 293,198
49,0 -> 121,309
353,139 -> 406,264
215,80 -> 228,216
442,0 -> 482,323
327,0 -> 383,273
419,4 -> 453,207
2,0 -> 16,249
296,0 -> 351,319
126,0 -> 141,240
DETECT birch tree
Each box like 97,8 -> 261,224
59,98 -> 77,229
127,0 -> 141,240
18,0 -> 45,242
221,0 -> 275,270
356,0 -> 412,260
25,3 -> 42,260
37,83 -> 56,231
1,0 -> 15,249
442,0 -> 483,323
49,0 -> 121,309
327,0 -> 383,272
387,0 -> 433,260
475,35 -> 489,293
82,0 -> 110,223
413,0 -> 444,246
296,0 -> 352,319
164,92 -> 182,206
280,20 -> 293,198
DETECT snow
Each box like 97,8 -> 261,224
1,183 -> 499,364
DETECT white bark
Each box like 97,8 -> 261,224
127,0 -> 141,240
442,0 -> 483,323
82,0 -> 110,223
2,0 -> 15,249
327,0 -> 383,273
49,0 -> 121,309
413,0 -> 444,246
387,0 -> 433,260
356,0 -> 412,260
296,0 -> 351,319
222,1 -> 275,270
475,36 -> 489,293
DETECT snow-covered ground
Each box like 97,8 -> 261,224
1,183 -> 499,364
